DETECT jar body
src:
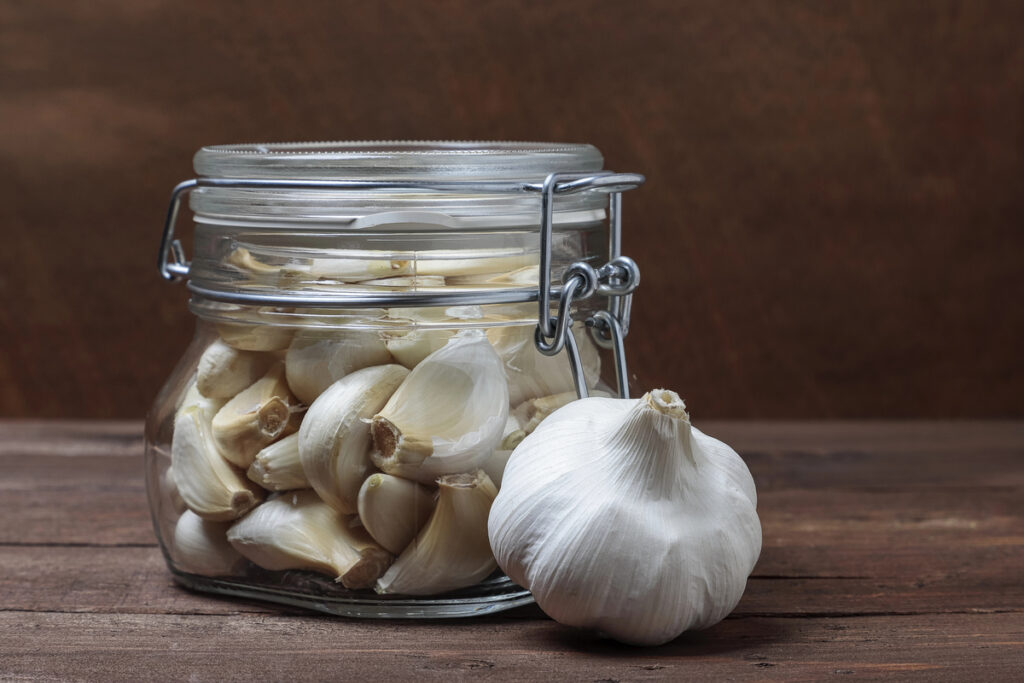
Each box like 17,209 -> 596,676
147,140 -> 640,617
146,306 -> 615,617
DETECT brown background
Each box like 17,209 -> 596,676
1,0 -> 1021,419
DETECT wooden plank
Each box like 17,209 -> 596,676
0,611 -> 1020,681
2,545 -> 1021,619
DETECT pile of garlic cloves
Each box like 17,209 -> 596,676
166,256 -> 605,596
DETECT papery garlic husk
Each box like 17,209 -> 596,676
247,433 -> 307,491
488,390 -> 761,647
226,489 -> 391,589
298,364 -> 410,513
171,385 -> 264,521
196,339 -> 275,399
357,473 -> 436,555
173,509 -> 246,576
211,364 -> 299,469
285,329 -> 393,405
376,471 -> 498,595
512,389 -> 610,435
486,324 -> 601,405
370,331 -> 509,484
382,306 -> 483,369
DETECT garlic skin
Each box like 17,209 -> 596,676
376,471 -> 498,595
370,331 -> 509,485
211,364 -> 299,469
357,474 -> 436,555
488,390 -> 761,647
246,433 -> 308,491
486,325 -> 601,405
171,387 -> 264,521
298,364 -> 410,514
196,339 -> 274,399
173,510 -> 246,576
227,490 -> 392,589
285,329 -> 393,404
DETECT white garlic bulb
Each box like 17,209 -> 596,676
488,390 -> 761,647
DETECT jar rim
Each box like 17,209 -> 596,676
194,140 -> 604,181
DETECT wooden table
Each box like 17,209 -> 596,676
2,421 -> 1021,680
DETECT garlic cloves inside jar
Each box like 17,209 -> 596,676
171,385 -> 264,521
226,490 -> 392,589
246,433 -> 307,491
196,339 -> 275,399
375,471 -> 498,595
173,510 -> 246,576
298,364 -> 410,514
370,330 -> 510,485
285,329 -> 393,405
487,324 -> 602,406
211,364 -> 299,469
382,305 -> 483,369
357,474 -> 436,555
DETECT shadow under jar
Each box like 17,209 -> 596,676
145,141 -> 644,617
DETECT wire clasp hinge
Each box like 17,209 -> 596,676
531,173 -> 643,400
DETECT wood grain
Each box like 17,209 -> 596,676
1,2 -> 1023,419
0,420 -> 1022,679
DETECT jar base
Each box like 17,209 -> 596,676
170,569 -> 535,618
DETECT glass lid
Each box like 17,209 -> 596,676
194,141 -> 604,181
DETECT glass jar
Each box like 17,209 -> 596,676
145,141 -> 643,618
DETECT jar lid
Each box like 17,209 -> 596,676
189,141 -> 609,226
194,140 -> 604,181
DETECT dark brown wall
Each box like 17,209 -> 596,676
2,1 -> 1022,419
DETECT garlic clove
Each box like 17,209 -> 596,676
412,249 -> 537,277
358,274 -> 447,289
246,432 -> 308,491
225,246 -> 281,276
445,265 -> 539,287
215,321 -> 295,352
226,489 -> 392,589
486,324 -> 601,405
375,471 -> 498,595
211,364 -> 299,469
482,449 -> 513,488
285,329 -> 392,405
500,414 -> 526,450
160,465 -> 187,517
173,509 -> 246,576
172,398 -> 264,522
370,331 -> 509,485
298,364 -> 410,514
308,257 -> 412,282
357,473 -> 436,555
488,389 -> 762,647
383,306 -> 484,369
512,389 -> 611,435
196,339 -> 275,399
